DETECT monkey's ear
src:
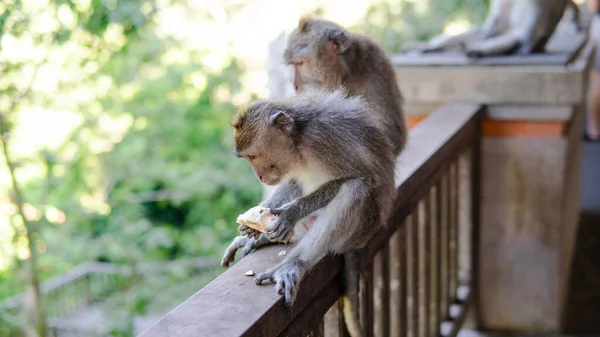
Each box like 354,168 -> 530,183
269,110 -> 294,134
298,15 -> 313,32
328,29 -> 351,54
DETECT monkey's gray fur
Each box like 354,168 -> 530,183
220,88 -> 396,337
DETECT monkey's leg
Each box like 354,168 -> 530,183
424,27 -> 483,53
261,179 -> 302,209
465,32 -> 521,57
265,177 -> 350,242
256,178 -> 371,311
569,0 -> 581,31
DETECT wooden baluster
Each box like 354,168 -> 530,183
418,200 -> 430,337
381,246 -> 390,337
458,149 -> 473,284
390,225 -> 407,337
429,187 -> 441,336
471,134 -> 482,329
439,173 -> 450,321
308,319 -> 325,337
406,214 -> 419,337
360,263 -> 375,337
448,162 -> 458,303
324,300 -> 348,337
373,245 -> 391,337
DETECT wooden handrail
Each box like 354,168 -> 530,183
139,102 -> 484,337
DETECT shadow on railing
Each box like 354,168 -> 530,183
139,102 -> 484,337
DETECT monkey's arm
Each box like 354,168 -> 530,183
264,177 -> 351,242
401,28 -> 482,53
465,31 -> 521,57
255,178 -> 374,310
260,179 -> 302,209
425,27 -> 483,52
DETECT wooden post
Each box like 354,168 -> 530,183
393,31 -> 592,334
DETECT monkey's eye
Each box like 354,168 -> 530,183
247,155 -> 256,160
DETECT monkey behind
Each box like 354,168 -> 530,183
282,16 -> 408,156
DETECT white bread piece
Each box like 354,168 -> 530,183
236,206 -> 276,233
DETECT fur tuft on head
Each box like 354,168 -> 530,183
230,110 -> 246,129
298,14 -> 315,33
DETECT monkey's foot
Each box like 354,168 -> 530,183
255,258 -> 307,307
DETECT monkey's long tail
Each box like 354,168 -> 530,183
342,252 -> 362,337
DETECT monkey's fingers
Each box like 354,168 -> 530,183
275,278 -> 285,295
220,236 -> 248,268
255,270 -> 276,285
239,225 -> 262,239
266,221 -> 293,243
282,273 -> 299,308
242,241 -> 257,256
238,224 -> 250,234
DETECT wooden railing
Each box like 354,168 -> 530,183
140,102 -> 484,337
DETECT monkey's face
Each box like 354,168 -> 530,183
284,17 -> 348,93
231,104 -> 299,186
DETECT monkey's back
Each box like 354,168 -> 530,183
284,88 -> 396,191
344,32 -> 408,155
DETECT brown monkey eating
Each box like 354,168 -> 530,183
219,88 -> 396,337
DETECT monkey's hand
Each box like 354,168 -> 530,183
265,203 -> 296,243
220,235 -> 276,268
255,258 -> 307,307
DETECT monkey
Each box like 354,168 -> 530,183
401,0 -> 581,58
219,87 -> 397,337
283,15 -> 407,156
223,15 -> 410,258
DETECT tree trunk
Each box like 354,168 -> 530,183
1,125 -> 46,337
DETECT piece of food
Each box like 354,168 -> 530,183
278,250 -> 287,256
236,206 -> 276,234
244,270 -> 255,276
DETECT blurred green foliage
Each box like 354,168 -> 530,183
0,0 -> 489,335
